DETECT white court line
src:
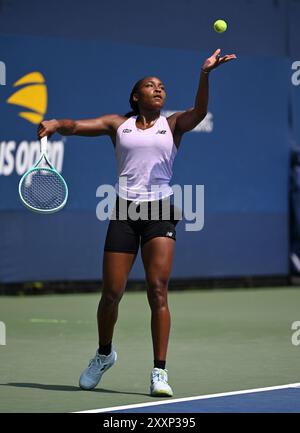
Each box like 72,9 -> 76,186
74,382 -> 300,413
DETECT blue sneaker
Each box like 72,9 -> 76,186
79,349 -> 117,390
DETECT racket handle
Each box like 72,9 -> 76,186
40,136 -> 48,154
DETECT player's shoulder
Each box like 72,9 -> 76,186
104,113 -> 127,123
166,111 -> 184,120
102,114 -> 128,131
165,111 -> 185,134
166,111 -> 185,124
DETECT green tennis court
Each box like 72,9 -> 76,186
0,287 -> 299,413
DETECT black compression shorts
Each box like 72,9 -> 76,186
104,195 -> 182,254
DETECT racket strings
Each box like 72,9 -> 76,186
20,168 -> 67,210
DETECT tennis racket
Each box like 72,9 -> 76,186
18,136 -> 68,213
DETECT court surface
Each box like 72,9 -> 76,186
0,288 -> 299,413
77,383 -> 300,413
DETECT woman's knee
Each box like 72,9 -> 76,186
100,286 -> 124,307
147,279 -> 169,310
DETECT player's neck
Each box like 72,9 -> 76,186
136,111 -> 160,127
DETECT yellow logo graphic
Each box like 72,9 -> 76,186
6,72 -> 47,124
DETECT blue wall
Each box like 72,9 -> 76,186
0,0 -> 297,282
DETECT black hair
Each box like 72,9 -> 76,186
124,77 -> 146,118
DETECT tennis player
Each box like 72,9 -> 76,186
38,48 -> 236,397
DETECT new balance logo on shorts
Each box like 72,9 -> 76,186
166,231 -> 174,237
156,130 -> 167,134
122,129 -> 132,133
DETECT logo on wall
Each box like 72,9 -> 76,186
6,71 -> 47,124
1,70 -> 65,177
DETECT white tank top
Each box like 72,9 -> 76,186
114,115 -> 177,202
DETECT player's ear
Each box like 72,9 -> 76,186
132,93 -> 138,103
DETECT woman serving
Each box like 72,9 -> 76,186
38,48 -> 236,397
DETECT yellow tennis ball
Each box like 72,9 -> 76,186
214,19 -> 227,33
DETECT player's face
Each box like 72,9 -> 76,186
134,77 -> 166,110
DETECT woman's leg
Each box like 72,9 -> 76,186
79,250 -> 136,390
141,237 -> 175,363
97,251 -> 137,347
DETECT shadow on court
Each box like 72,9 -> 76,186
0,383 -> 149,397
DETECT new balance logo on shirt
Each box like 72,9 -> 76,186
156,130 -> 167,134
123,129 -> 132,133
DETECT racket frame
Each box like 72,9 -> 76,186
18,136 -> 68,214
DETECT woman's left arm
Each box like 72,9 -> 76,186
173,48 -> 237,134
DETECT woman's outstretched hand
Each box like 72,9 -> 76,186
202,48 -> 237,73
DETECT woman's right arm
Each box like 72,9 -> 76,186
37,114 -> 124,139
